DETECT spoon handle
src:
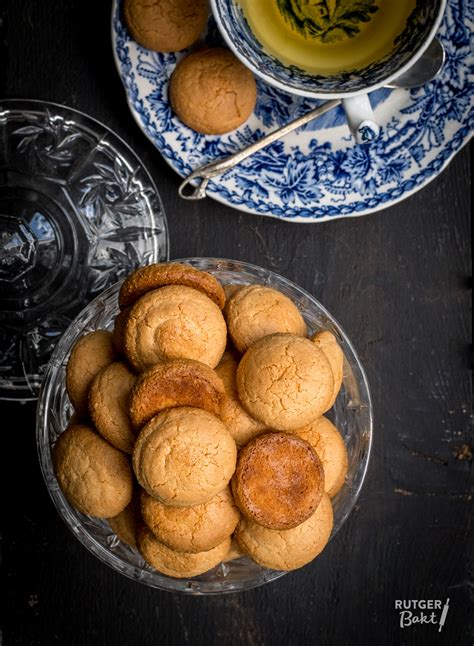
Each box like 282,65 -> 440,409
178,98 -> 341,200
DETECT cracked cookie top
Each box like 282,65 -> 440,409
53,424 -> 133,518
235,492 -> 333,571
169,48 -> 257,135
124,285 -> 227,372
132,406 -> 237,506
141,486 -> 240,553
124,0 -> 208,52
237,333 -> 334,431
225,284 -> 307,353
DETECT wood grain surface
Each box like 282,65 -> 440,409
2,1 -> 472,644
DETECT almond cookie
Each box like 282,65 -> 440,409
237,333 -> 334,431
66,330 -> 116,416
226,285 -> 307,353
232,432 -> 324,530
53,424 -> 133,518
119,262 -> 226,310
124,285 -> 227,372
169,48 -> 257,135
89,361 -> 137,454
137,524 -> 231,578
215,354 -> 266,446
132,407 -> 237,506
235,493 -> 333,571
108,489 -> 141,548
141,487 -> 240,553
124,0 -> 208,52
294,417 -> 348,498
312,330 -> 344,410
129,359 -> 226,430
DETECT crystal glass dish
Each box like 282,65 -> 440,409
0,99 -> 169,401
36,258 -> 372,594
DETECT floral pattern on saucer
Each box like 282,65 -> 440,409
112,0 -> 473,222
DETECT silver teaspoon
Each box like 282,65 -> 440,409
179,38 -> 445,201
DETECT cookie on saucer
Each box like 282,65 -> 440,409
169,48 -> 257,135
124,0 -> 208,52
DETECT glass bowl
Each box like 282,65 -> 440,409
36,258 -> 372,594
0,99 -> 169,401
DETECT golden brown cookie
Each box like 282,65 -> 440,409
294,417 -> 348,498
141,486 -> 240,553
66,330 -> 116,416
231,432 -> 324,530
237,333 -> 334,431
88,361 -> 137,454
113,308 -> 130,355
169,48 -> 257,135
119,262 -> 226,310
132,407 -> 237,506
311,330 -> 344,410
215,354 -> 267,446
226,285 -> 307,353
235,493 -> 333,571
53,424 -> 133,518
124,0 -> 208,52
124,285 -> 227,372
129,359 -> 226,430
137,524 -> 231,578
108,489 -> 141,548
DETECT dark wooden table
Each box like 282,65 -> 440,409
2,1 -> 472,644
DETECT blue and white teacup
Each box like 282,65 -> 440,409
210,0 -> 446,143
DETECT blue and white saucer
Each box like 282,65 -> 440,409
112,0 -> 473,222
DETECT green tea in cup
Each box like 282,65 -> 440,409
238,0 -> 417,75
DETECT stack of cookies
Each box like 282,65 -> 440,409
54,262 -> 348,578
123,0 -> 257,135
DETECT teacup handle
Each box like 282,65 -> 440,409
342,95 -> 380,144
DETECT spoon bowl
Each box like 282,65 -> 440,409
386,38 -> 445,89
